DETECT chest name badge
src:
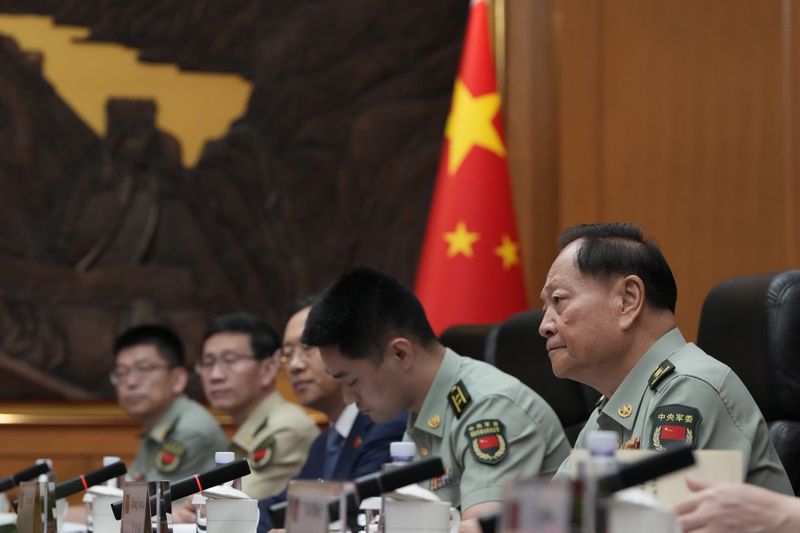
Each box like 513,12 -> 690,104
650,404 -> 702,451
155,440 -> 186,473
448,380 -> 472,419
429,468 -> 456,492
465,419 -> 507,465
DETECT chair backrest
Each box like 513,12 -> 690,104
493,309 -> 599,445
440,323 -> 499,364
696,270 -> 800,494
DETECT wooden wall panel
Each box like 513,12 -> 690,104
506,0 -> 560,300
556,0 -> 800,338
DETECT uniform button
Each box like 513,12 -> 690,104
427,415 -> 441,429
420,447 -> 429,456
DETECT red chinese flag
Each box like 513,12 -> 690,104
415,0 -> 527,334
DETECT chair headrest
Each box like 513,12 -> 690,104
494,309 -> 598,427
697,270 -> 800,421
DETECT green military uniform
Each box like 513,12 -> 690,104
405,349 -> 571,511
557,328 -> 792,494
230,391 -> 319,499
131,395 -> 228,482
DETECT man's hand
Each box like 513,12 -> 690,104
674,475 -> 800,533
170,500 -> 197,524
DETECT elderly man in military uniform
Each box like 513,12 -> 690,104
539,223 -> 791,493
302,268 -> 571,527
113,325 -> 227,481
197,312 -> 318,499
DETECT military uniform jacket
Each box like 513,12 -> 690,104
405,349 -> 571,511
230,391 -> 319,499
131,395 -> 228,482
558,328 -> 792,494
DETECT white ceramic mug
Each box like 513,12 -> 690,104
383,500 -> 460,533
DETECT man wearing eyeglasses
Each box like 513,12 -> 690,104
198,312 -> 319,499
113,325 -> 228,482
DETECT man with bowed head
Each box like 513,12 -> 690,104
302,268 -> 570,528
256,298 -> 406,533
540,222 -> 790,493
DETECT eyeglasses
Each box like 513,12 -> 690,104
110,363 -> 172,386
195,350 -> 257,373
276,344 -> 316,367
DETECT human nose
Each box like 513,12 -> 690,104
208,360 -> 227,380
342,385 -> 359,405
286,350 -> 306,373
539,307 -> 556,338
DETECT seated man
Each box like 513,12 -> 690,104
113,325 -> 227,481
197,312 -> 319,499
540,223 -> 791,493
303,268 -> 571,524
257,299 -> 407,533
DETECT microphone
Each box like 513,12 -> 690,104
597,445 -> 694,495
477,446 -> 696,533
0,463 -> 52,493
269,456 -> 445,528
54,461 -> 127,500
111,458 -> 251,520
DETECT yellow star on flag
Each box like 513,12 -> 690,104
494,234 -> 520,270
443,221 -> 480,258
444,79 -> 506,175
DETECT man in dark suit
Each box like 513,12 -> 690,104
257,300 -> 407,533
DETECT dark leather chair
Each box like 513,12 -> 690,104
696,270 -> 800,495
493,309 -> 599,445
440,323 -> 499,364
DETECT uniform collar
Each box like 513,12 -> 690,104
600,328 -> 686,430
231,390 -> 282,450
333,403 -> 359,439
411,348 -> 459,438
147,394 -> 190,443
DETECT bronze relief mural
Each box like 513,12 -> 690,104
0,0 -> 467,399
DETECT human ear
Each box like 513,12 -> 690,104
258,357 -> 279,387
387,337 -> 415,370
170,366 -> 189,395
619,275 -> 645,329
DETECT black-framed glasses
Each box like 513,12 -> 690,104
195,350 -> 256,373
110,362 -> 172,386
276,344 -> 316,367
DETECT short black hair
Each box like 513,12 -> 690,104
288,294 -> 319,319
302,268 -> 437,361
557,223 -> 677,312
203,312 -> 280,360
113,325 -> 185,367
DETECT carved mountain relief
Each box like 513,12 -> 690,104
0,1 -> 467,399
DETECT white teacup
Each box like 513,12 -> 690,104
383,500 -> 459,533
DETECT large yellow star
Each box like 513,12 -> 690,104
494,234 -> 520,270
444,79 -> 506,175
443,221 -> 480,258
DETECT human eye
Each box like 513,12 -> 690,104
198,354 -> 216,368
134,362 -> 159,372
221,351 -> 245,364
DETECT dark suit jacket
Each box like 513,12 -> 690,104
256,411 -> 407,532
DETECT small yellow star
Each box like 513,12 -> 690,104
494,234 -> 520,270
443,221 -> 480,258
445,79 -> 506,175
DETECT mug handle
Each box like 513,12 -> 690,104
448,507 -> 461,533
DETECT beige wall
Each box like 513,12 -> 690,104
506,0 -> 799,339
